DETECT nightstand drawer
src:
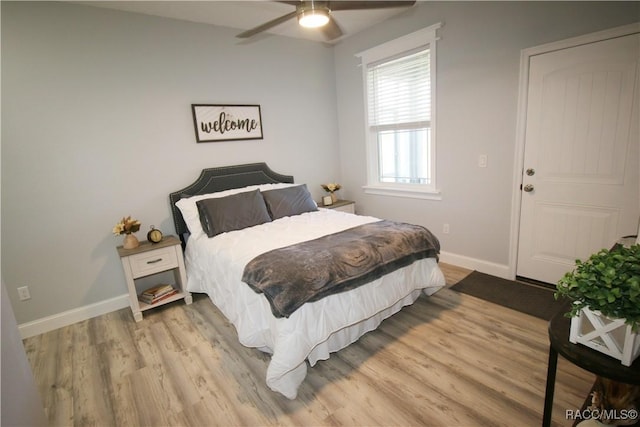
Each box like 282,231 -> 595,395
128,246 -> 178,278
331,203 -> 355,214
324,199 -> 355,214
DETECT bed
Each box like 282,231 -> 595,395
169,163 -> 446,399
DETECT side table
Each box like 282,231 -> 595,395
543,308 -> 640,426
322,199 -> 356,214
117,235 -> 192,322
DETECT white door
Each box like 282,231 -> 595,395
517,32 -> 640,285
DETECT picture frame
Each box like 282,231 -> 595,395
191,104 -> 263,143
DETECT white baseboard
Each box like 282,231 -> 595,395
17,252 -> 509,338
18,294 -> 130,339
439,251 -> 511,280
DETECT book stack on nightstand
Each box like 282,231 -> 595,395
117,235 -> 192,322
138,284 -> 177,305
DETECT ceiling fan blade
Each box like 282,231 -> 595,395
321,15 -> 343,40
236,10 -> 298,38
329,1 -> 416,11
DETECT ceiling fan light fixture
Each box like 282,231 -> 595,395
298,6 -> 330,28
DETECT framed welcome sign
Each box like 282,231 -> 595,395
191,104 -> 263,143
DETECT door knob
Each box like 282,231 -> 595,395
523,184 -> 534,192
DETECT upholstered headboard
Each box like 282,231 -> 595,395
169,163 -> 294,247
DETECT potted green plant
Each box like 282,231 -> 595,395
555,244 -> 640,366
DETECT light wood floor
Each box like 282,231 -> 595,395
24,263 -> 594,426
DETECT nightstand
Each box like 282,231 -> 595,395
117,235 -> 192,322
323,199 -> 356,214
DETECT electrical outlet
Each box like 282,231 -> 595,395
478,154 -> 488,168
443,223 -> 450,234
17,286 -> 31,301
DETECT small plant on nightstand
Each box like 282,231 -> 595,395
321,183 -> 341,204
113,215 -> 141,249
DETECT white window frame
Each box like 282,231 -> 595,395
356,23 -> 441,200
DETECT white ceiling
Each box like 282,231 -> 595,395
77,1 -> 418,43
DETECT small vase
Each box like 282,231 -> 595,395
123,233 -> 139,249
330,192 -> 338,203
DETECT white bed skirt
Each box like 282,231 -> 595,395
185,210 -> 445,398
268,279 -> 442,399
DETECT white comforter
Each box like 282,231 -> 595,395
184,208 -> 445,399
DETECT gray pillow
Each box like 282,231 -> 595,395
196,189 -> 271,237
261,184 -> 318,220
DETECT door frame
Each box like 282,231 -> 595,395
508,22 -> 640,280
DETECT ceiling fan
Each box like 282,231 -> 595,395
237,1 -> 417,41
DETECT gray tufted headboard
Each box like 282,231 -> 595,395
169,163 -> 294,248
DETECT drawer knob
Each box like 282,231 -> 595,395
147,258 -> 163,264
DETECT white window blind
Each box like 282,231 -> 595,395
357,24 -> 441,199
367,48 -> 431,132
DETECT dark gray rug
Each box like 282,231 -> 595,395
449,271 -> 567,320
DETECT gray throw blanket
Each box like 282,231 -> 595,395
241,220 -> 440,318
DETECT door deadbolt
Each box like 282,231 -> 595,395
526,168 -> 535,176
523,184 -> 534,192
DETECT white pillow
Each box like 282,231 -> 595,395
175,183 -> 299,238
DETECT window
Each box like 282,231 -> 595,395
357,24 -> 441,199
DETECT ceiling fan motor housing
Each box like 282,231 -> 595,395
236,1 -> 416,41
297,1 -> 331,28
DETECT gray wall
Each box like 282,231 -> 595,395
334,1 -> 640,268
2,1 -> 639,326
1,1 -> 339,324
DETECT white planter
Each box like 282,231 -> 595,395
570,307 -> 640,366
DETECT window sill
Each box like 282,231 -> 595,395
362,185 -> 442,200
